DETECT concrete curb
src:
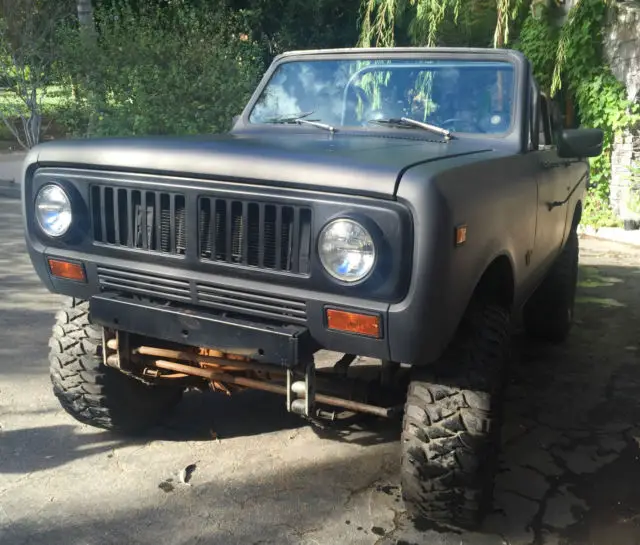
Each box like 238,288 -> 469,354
578,225 -> 640,248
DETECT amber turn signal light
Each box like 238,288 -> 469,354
48,259 -> 86,282
455,224 -> 467,246
326,309 -> 381,338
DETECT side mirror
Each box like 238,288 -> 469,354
557,128 -> 604,159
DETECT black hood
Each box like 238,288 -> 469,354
32,131 -> 493,198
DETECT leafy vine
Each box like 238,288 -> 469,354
516,0 -> 640,226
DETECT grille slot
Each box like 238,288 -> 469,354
97,266 -> 191,302
199,198 -> 312,274
91,186 -> 186,255
95,266 -> 307,324
196,283 -> 307,324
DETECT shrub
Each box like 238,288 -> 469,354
57,1 -> 265,138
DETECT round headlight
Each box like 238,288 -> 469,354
35,184 -> 72,237
318,219 -> 376,283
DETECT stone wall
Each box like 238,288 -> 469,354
604,1 -> 640,226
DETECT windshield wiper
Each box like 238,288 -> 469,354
368,117 -> 453,140
294,118 -> 336,133
265,111 -> 336,133
265,111 -> 314,123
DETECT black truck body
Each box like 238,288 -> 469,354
24,48 -> 587,366
21,47 -> 604,529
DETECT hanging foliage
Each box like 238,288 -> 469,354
493,0 -> 525,46
359,0 -> 401,46
513,3 -> 559,93
358,0 -> 521,48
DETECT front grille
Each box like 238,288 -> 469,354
96,266 -> 307,324
196,282 -> 307,324
198,198 -> 312,274
91,186 -> 187,255
97,266 -> 191,302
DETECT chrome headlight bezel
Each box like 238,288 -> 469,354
317,218 -> 377,284
35,183 -> 73,238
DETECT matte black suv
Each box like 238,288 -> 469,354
22,47 -> 603,528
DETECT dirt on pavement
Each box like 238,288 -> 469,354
1,195 -> 640,545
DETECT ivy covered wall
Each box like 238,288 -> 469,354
604,1 -> 640,228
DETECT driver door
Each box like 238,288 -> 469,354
530,93 -> 573,273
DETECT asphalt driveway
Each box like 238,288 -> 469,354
1,195 -> 640,545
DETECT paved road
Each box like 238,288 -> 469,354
0,152 -> 25,182
1,195 -> 640,545
0,153 -> 25,198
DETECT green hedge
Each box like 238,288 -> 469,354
57,1 -> 266,138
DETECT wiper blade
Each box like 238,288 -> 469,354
265,111 -> 314,124
368,117 -> 453,140
294,118 -> 336,133
265,111 -> 336,133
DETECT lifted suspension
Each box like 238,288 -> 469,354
104,339 -> 403,419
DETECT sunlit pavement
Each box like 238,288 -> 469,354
1,195 -> 640,545
0,152 -> 25,182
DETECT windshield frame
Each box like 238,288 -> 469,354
236,47 -> 528,147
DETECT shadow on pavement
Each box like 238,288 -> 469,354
482,262 -> 640,544
2,444 -> 403,545
154,389 -> 306,442
0,424 -> 133,474
154,379 -> 401,448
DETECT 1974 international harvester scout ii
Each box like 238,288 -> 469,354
22,47 -> 604,528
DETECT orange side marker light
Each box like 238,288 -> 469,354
48,259 -> 86,282
326,309 -> 381,338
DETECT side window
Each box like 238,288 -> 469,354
548,99 -> 563,141
538,94 -> 553,148
529,82 -> 538,151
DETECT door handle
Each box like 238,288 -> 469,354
547,172 -> 588,210
542,160 -> 572,169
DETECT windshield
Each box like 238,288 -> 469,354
248,58 -> 516,134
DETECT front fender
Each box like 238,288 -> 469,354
388,151 -> 537,365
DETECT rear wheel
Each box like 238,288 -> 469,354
400,300 -> 510,529
49,298 -> 183,433
523,228 -> 579,343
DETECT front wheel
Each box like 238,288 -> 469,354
49,298 -> 183,433
400,301 -> 511,529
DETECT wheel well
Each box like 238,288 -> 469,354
572,201 -> 582,230
474,256 -> 514,309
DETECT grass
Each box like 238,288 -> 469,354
0,85 -> 69,116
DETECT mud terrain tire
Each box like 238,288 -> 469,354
49,298 -> 182,433
523,229 -> 579,343
401,301 -> 511,530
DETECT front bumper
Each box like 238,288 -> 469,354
91,293 -> 313,367
28,248 -> 395,361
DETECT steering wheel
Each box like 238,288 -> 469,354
441,118 -> 484,133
